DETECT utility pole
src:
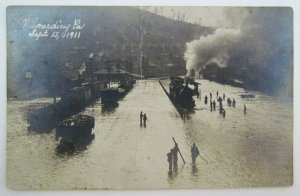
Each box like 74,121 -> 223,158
88,53 -> 95,98
139,9 -> 144,79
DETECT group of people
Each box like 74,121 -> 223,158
202,90 -> 247,118
167,142 -> 200,171
167,143 -> 179,171
227,97 -> 236,108
139,111 -> 148,126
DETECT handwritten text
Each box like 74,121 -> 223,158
23,18 -> 86,40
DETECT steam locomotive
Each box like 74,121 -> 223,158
169,76 -> 199,110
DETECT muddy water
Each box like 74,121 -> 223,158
6,79 -> 293,189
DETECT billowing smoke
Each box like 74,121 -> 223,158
184,7 -> 293,97
185,28 -> 241,75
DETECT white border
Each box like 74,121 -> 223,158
1,0 -> 299,196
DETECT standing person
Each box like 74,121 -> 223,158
223,93 -> 225,100
167,149 -> 173,171
143,113 -> 147,126
223,109 -> 226,118
210,92 -> 212,100
218,97 -> 223,113
210,100 -> 213,112
213,100 -> 216,110
244,104 -> 247,114
232,99 -> 236,108
172,143 -> 179,168
140,111 -> 143,125
204,95 -> 208,104
191,143 -> 200,164
227,98 -> 231,107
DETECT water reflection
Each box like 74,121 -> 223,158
101,102 -> 119,115
140,123 -> 147,128
180,111 -> 192,122
167,166 -> 179,183
56,134 -> 95,155
191,163 -> 198,176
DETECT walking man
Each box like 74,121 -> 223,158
191,143 -> 200,164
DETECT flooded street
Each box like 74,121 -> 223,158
6,79 -> 293,189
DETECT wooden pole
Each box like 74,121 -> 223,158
172,137 -> 185,164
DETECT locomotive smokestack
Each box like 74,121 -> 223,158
184,69 -> 195,84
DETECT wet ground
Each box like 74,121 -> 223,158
6,79 -> 293,189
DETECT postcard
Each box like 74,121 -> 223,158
6,6 -> 293,190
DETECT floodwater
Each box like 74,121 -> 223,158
6,79 -> 293,190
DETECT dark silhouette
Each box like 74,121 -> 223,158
210,92 -> 212,100
213,100 -> 216,110
182,111 -> 186,122
227,98 -> 232,107
244,104 -> 247,114
217,91 -> 219,98
172,143 -> 179,168
223,109 -> 226,118
140,111 -> 143,125
204,95 -> 208,104
223,93 -> 226,100
167,149 -> 173,171
218,97 -> 223,113
232,99 -> 236,108
143,113 -> 147,126
191,143 -> 200,164
210,100 -> 213,112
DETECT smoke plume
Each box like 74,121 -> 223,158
185,28 -> 241,74
184,7 -> 293,97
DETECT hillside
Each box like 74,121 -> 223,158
7,6 -> 214,98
